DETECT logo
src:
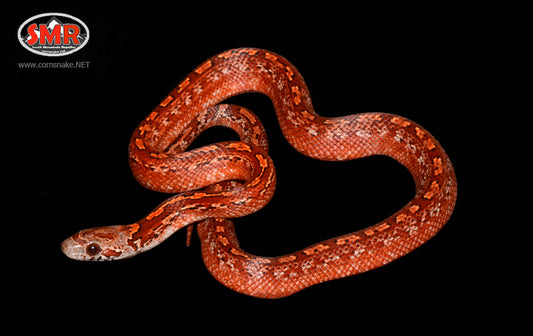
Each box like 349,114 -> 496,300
18,13 -> 89,57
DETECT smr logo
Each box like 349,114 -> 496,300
18,13 -> 89,57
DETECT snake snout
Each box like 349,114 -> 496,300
61,236 -> 85,260
61,229 -> 105,261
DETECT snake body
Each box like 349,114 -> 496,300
62,48 -> 457,298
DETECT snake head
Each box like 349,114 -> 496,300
61,225 -> 133,261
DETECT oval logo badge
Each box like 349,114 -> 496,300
17,13 -> 89,57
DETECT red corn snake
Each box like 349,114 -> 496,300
62,48 -> 457,298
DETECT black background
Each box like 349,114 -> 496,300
7,4 -> 495,333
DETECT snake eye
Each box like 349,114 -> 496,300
86,243 -> 101,256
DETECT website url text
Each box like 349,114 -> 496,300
18,61 -> 91,69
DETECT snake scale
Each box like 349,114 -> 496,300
62,48 -> 457,298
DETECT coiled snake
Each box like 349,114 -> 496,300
61,48 -> 457,298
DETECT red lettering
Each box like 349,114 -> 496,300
63,24 -> 80,45
40,24 -> 61,45
26,23 -> 39,45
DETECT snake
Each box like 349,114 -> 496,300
61,48 -> 457,298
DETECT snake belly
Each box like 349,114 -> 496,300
61,48 -> 457,298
